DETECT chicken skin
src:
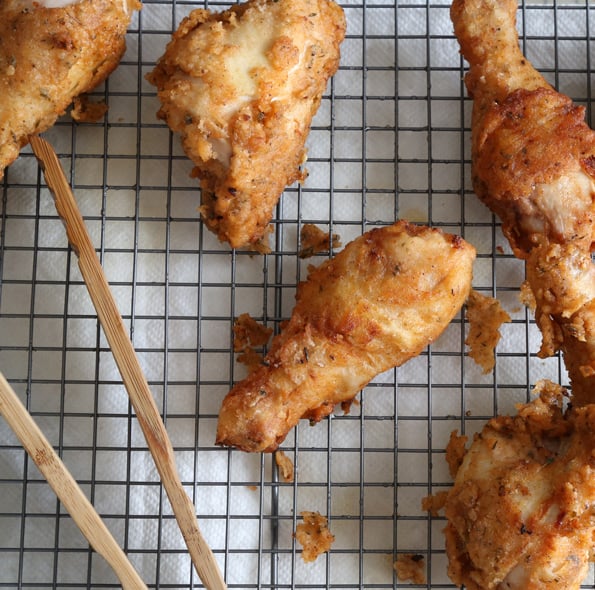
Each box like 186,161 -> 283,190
0,0 -> 140,180
147,0 -> 346,251
451,0 -> 595,405
444,381 -> 595,590
216,221 -> 475,452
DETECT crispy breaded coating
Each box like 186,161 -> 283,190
451,0 -> 595,405
147,0 -> 346,251
216,221 -> 475,452
444,381 -> 595,590
0,0 -> 140,180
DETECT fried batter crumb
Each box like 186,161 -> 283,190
445,431 -> 468,478
465,289 -> 511,373
393,554 -> 426,584
71,95 -> 109,123
294,511 -> 335,562
299,223 -> 342,258
421,490 -> 449,517
274,450 -> 294,483
233,313 -> 273,371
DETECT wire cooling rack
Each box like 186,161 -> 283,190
1,0 -> 593,588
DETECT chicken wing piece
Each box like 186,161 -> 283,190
146,0 -> 346,251
216,221 -> 475,452
451,0 -> 595,403
0,0 -> 140,180
445,381 -> 595,590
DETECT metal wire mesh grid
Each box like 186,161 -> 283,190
0,0 -> 594,588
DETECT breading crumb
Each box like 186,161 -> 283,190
421,490 -> 449,516
294,511 -> 334,562
393,554 -> 426,584
233,313 -> 273,372
71,95 -> 108,123
299,223 -> 342,258
465,289 -> 511,373
445,431 -> 468,478
275,450 -> 294,482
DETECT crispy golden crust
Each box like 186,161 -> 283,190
451,0 -> 595,257
451,0 -> 595,404
0,0 -> 139,179
444,381 -> 595,590
216,221 -> 475,452
473,88 -> 595,256
147,0 -> 346,250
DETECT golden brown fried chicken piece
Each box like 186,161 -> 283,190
147,0 -> 346,251
0,0 -> 140,180
444,381 -> 595,590
451,0 -> 595,404
216,221 -> 475,452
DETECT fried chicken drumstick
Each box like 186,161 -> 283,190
451,0 -> 595,406
446,1 -> 595,587
147,0 -> 345,251
445,381 -> 595,590
0,0 -> 140,180
216,221 -> 475,452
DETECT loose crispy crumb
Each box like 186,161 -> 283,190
393,554 -> 426,584
299,223 -> 341,258
465,289 -> 511,373
445,431 -> 468,478
421,491 -> 449,517
71,95 -> 108,123
233,313 -> 273,371
275,450 -> 294,483
294,511 -> 335,562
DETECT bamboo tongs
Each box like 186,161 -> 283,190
0,373 -> 147,590
29,135 -> 227,590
